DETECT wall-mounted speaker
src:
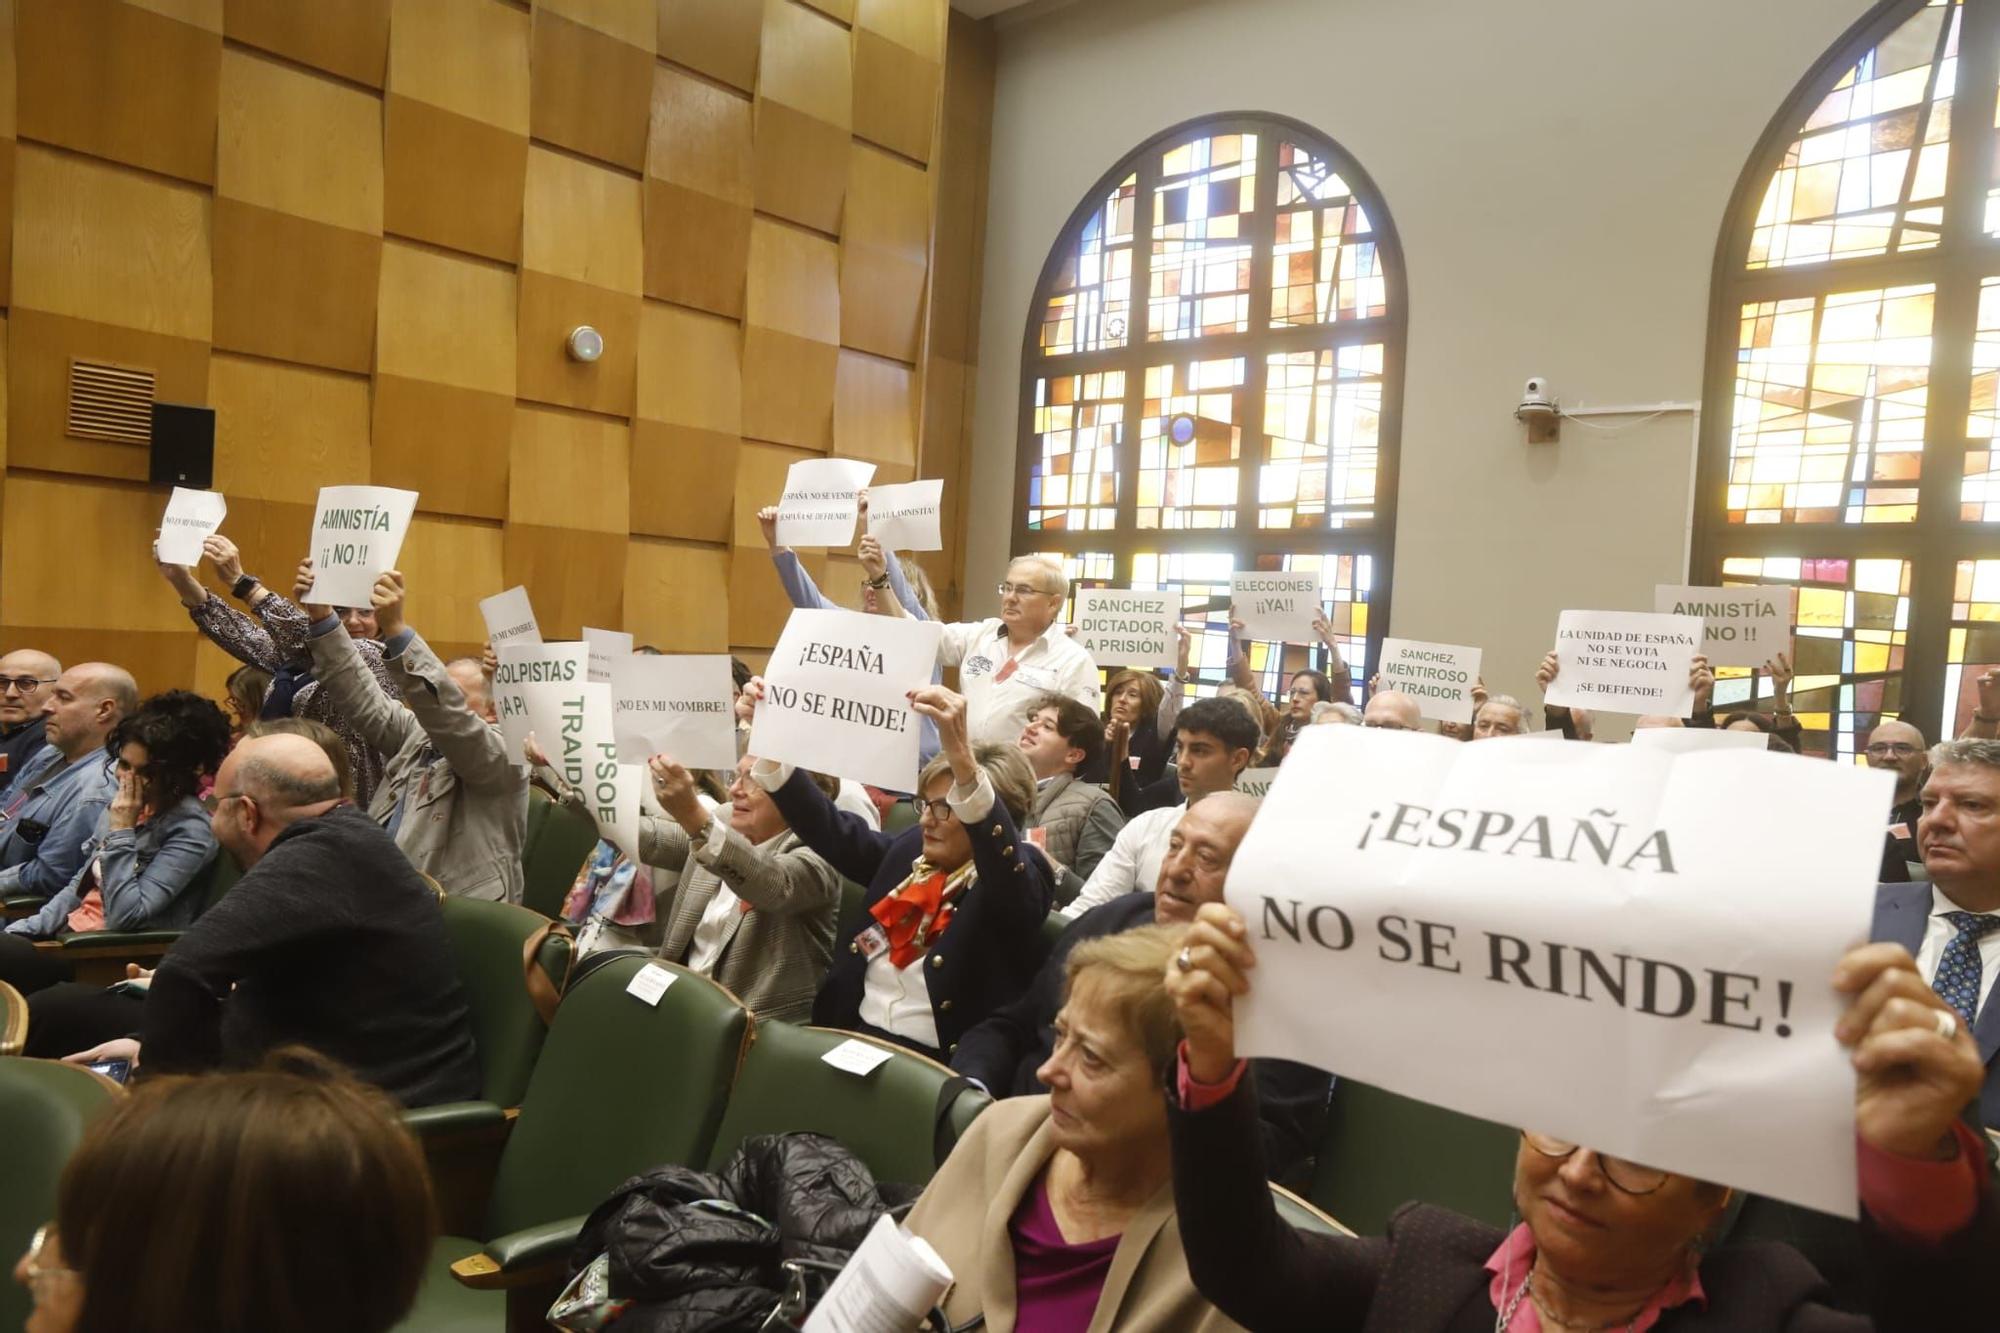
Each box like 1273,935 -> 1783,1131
149,402 -> 216,488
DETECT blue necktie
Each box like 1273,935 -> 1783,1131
1933,911 -> 2000,1026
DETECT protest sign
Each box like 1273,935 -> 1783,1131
1377,637 -> 1482,724
1544,610 -> 1701,718
749,608 -> 943,792
156,488 -> 227,566
304,485 -> 418,607
1630,725 -> 1772,754
582,627 -> 634,684
1655,584 -> 1795,670
479,586 -> 541,652
608,654 -> 737,770
492,642 -> 588,760
1230,570 -> 1323,643
1071,588 -> 1179,669
776,458 -> 876,548
865,479 -> 944,552
1235,767 -> 1279,797
1225,725 -> 1892,1216
521,680 -> 637,858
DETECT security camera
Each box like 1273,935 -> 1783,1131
1515,376 -> 1559,442
1519,376 -> 1552,408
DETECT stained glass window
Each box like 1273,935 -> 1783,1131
1698,0 -> 2000,757
1021,116 -> 1403,700
1944,558 -> 2000,735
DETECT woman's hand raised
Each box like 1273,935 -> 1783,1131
1166,902 -> 1258,1084
1834,942 -> 1985,1160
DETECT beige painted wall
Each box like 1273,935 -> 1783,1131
966,0 -> 1876,719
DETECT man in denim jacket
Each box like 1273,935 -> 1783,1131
0,663 -> 134,903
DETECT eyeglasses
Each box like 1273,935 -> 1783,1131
1521,1131 -> 1669,1195
0,675 -> 55,694
997,582 -> 1055,599
1363,719 -> 1413,731
907,796 -> 957,823
1865,742 -> 1921,759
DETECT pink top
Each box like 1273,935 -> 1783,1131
1010,1171 -> 1121,1332
1483,1223 -> 1704,1331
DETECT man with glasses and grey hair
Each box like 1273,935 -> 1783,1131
937,555 -> 1101,747
1874,735 -> 2000,1126
0,649 -> 61,796
1866,719 -> 1930,874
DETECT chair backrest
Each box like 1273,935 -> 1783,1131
881,797 -> 920,837
705,1024 -> 990,1189
482,955 -> 751,1240
0,1059 -> 123,1330
0,981 -> 24,1056
1308,1080 -> 1518,1235
191,850 -> 242,917
521,787 -> 598,920
835,878 -> 870,945
1040,909 -> 1069,949
439,897 -> 573,1108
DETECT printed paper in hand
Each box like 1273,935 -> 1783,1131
479,586 -> 541,651
582,627 -> 634,684
608,654 -> 738,770
1235,767 -> 1280,797
1224,725 -> 1892,1217
865,479 -> 944,552
1377,638 -> 1483,725
820,1038 -> 896,1078
304,485 -> 419,607
1230,571 -> 1323,643
492,642 -> 588,760
749,608 -> 943,792
1630,725 -> 1772,754
803,1214 -> 954,1333
1544,610 -> 1702,718
157,488 -> 227,566
1072,588 -> 1179,670
776,458 -> 877,548
1655,585 -> 1795,671
625,964 -> 677,1007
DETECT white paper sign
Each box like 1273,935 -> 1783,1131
582,627 -> 634,684
803,1214 -> 953,1333
1377,638 -> 1483,725
1545,610 -> 1702,718
1230,571 -> 1323,643
865,479 -> 944,552
304,485 -> 419,607
493,642 -> 589,760
478,586 -> 541,652
591,761 -> 645,863
157,488 -> 227,566
1630,725 -> 1773,754
821,1037 -> 896,1078
776,458 -> 877,548
608,654 -> 738,770
1235,767 -> 1280,797
1655,584 -> 1796,671
626,963 -> 677,1006
1226,725 -> 1893,1217
522,679 -> 617,800
748,608 -> 944,792
1071,588 -> 1179,669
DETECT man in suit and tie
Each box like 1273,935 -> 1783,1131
1873,736 -> 2000,1128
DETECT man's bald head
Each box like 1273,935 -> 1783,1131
41,662 -> 136,758
70,663 -> 138,715
1362,690 -> 1423,731
446,658 -> 497,724
0,649 -> 61,727
1867,718 -> 1930,802
1633,715 -> 1683,731
212,733 -> 342,868
1154,791 -> 1260,925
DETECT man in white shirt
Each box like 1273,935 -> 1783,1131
1872,736 -> 2000,1127
937,556 -> 1100,747
1063,696 -> 1260,917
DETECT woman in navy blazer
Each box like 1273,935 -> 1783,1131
752,685 -> 1054,1060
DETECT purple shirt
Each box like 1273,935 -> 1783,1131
1010,1171 -> 1120,1331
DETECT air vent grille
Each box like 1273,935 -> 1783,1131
67,358 -> 156,445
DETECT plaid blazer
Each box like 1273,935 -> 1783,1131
641,816 -> 840,1023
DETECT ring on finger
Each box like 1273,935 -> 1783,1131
1934,1009 -> 1959,1042
1176,946 -> 1194,974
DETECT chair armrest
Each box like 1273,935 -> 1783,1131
450,1214 -> 589,1288
3,895 -> 47,920
402,1100 -> 509,1138
59,930 -> 182,951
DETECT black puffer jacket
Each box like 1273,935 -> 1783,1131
569,1132 -> 922,1332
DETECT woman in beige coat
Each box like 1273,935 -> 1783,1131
903,924 -> 1242,1333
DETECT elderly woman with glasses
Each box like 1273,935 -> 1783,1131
1161,902 -> 1998,1331
749,685 -> 1054,1059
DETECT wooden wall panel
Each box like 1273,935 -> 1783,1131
658,0 -> 762,93
212,200 -> 381,373
209,353 -> 371,505
753,0 -> 851,232
370,376 -> 513,521
217,49 -> 383,235
625,539 -> 730,651
216,496 -> 320,597
127,0 -> 220,31
631,420 -> 738,543
852,27 -> 939,165
841,143 -> 930,362
377,242 -> 518,395
858,0 -> 944,63
503,525 -> 627,638
516,272 -> 640,416
733,439 -> 819,547
638,302 -> 741,432
13,145 -> 212,341
223,0 -> 391,88
727,543 -> 824,648
522,147 -> 643,294
387,0 -> 530,134
644,65 -> 752,315
743,219 -> 838,450
799,0 -> 855,24
384,95 -> 528,263
833,350 -> 917,468
758,0 -> 852,125
399,514 -> 506,651
1,475 -> 201,632
508,404 -> 631,534
5,310 -> 208,482
529,8 -> 653,172
17,0 -> 220,185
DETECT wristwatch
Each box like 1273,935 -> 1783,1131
231,573 -> 260,600
863,573 -> 891,590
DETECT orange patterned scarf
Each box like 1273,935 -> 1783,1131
867,859 -> 977,969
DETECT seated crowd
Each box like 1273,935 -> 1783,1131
5,520 -> 1999,1332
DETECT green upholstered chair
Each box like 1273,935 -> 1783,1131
397,955 -> 753,1332
1040,908 -> 1070,950
835,878 -> 870,946
519,787 -> 597,921
50,850 -> 243,985
881,796 -> 920,837
0,1059 -> 123,1331
705,1024 -> 991,1190
1307,1080 -> 1518,1235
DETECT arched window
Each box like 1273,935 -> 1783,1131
1696,0 -> 2000,757
1015,115 -> 1405,699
